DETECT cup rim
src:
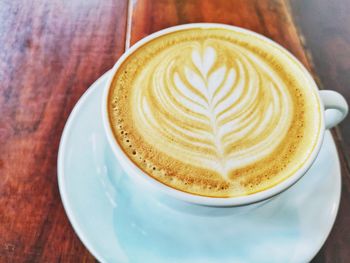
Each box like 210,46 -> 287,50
102,23 -> 325,207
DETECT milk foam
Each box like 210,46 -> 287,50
108,28 -> 321,197
134,45 -> 293,179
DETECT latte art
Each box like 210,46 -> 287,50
108,28 -> 321,197
134,45 -> 293,180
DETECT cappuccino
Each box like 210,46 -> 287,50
107,28 -> 321,197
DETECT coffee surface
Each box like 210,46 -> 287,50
108,28 -> 321,197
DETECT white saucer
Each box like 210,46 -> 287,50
58,72 -> 341,263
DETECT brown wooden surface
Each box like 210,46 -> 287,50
0,0 -> 349,262
0,0 -> 127,262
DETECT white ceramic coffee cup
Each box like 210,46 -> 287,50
102,23 -> 348,207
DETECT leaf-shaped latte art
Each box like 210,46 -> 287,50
109,28 -> 322,198
132,44 -> 294,181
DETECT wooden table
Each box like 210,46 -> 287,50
1,0 -> 349,262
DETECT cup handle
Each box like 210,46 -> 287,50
319,90 -> 348,129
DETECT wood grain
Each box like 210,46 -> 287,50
291,0 -> 350,262
0,0 -> 127,262
129,0 -> 311,67
0,0 -> 349,262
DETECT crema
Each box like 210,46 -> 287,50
108,28 -> 321,197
